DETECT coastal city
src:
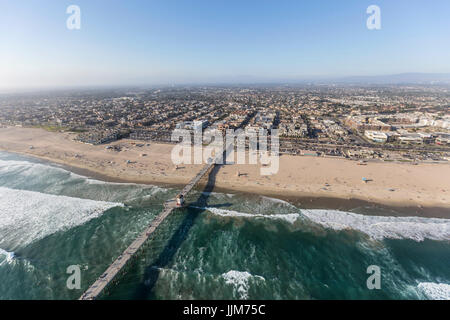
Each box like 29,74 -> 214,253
1,85 -> 449,163
1,0 -> 450,305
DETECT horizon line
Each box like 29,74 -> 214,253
2,72 -> 450,94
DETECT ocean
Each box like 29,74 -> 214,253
0,151 -> 449,300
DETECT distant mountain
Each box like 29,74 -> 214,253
332,73 -> 450,85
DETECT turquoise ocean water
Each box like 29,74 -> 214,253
0,151 -> 449,300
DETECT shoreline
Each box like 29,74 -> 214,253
0,127 -> 449,218
3,148 -> 450,219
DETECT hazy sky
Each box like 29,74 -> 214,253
1,0 -> 450,89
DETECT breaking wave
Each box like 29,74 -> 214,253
418,282 -> 450,300
0,186 -> 123,249
0,159 -> 67,175
192,205 -> 449,242
192,206 -> 300,224
222,270 -> 265,300
301,209 -> 450,242
0,248 -> 15,266
260,196 -> 296,208
83,177 -> 148,186
0,158 -> 151,186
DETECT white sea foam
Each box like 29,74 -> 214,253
0,158 -> 155,187
0,248 -> 15,265
195,205 -> 449,241
301,209 -> 450,242
193,206 -> 300,224
0,159 -> 38,168
222,270 -> 265,300
418,282 -> 450,300
0,187 -> 123,249
260,196 -> 296,208
84,177 -> 149,186
143,186 -> 169,196
0,159 -> 65,175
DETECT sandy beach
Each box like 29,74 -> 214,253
1,126 -> 449,211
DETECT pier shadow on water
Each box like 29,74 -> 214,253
130,164 -> 229,299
